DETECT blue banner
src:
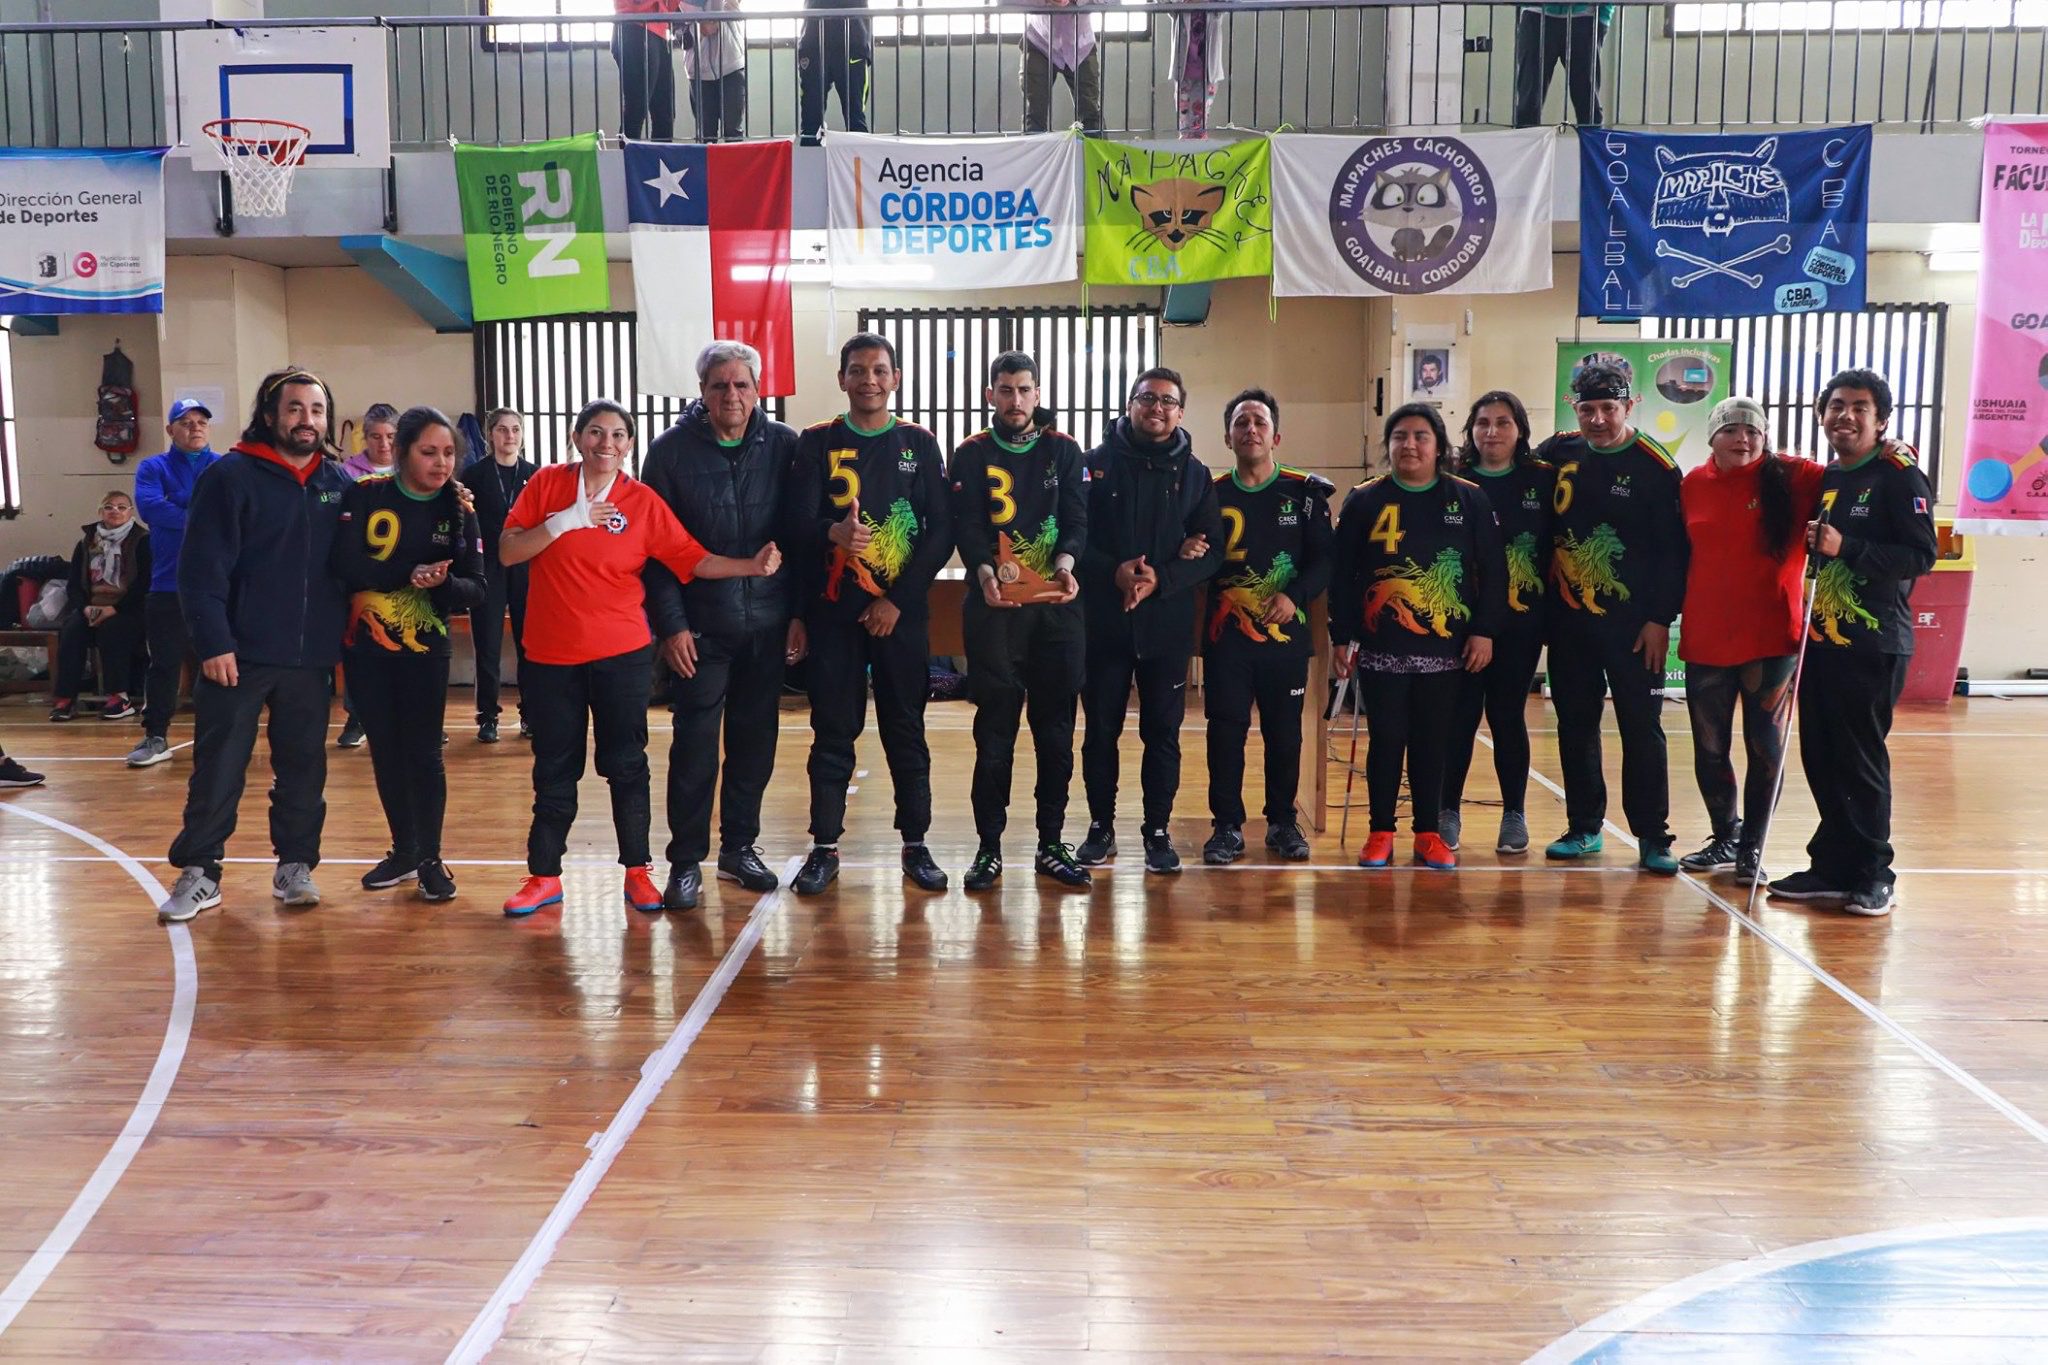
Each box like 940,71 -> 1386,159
0,147 -> 167,314
1579,126 -> 1870,320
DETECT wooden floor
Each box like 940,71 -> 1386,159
3,689 -> 2048,1362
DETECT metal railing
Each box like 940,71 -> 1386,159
0,4 -> 2042,152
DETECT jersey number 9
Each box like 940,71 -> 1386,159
366,509 -> 402,563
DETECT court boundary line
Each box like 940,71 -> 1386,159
1492,737 -> 2048,1149
9,740 -> 195,763
0,805 -> 197,1336
444,855 -> 801,1365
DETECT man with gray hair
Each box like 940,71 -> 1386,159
641,340 -> 804,910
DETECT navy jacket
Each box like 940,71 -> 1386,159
641,401 -> 801,641
178,443 -> 353,670
133,444 -> 221,592
1080,418 -> 1225,661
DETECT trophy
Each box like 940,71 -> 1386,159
994,533 -> 1066,604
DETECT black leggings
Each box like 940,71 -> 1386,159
1684,656 -> 1794,846
1357,668 -> 1461,835
1442,632 -> 1543,818
348,648 -> 451,864
522,646 -> 654,876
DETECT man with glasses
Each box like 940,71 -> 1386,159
1077,367 -> 1223,874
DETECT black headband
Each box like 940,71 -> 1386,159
1574,371 -> 1632,403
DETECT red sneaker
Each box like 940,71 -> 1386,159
623,866 -> 664,913
1357,831 -> 1396,868
1414,832 -> 1458,870
503,874 -> 563,917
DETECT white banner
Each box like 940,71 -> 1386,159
1272,129 -> 1554,298
826,132 -> 1079,290
0,149 -> 165,315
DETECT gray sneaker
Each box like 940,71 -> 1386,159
126,735 -> 172,768
1438,809 -> 1462,851
158,867 -> 221,923
1496,810 -> 1530,854
272,861 -> 321,906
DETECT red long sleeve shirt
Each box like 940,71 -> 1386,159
1678,454 -> 1824,666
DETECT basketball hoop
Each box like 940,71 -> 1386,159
202,117 -> 311,219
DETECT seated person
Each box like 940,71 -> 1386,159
51,489 -> 151,722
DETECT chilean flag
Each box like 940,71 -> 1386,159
625,140 -> 794,398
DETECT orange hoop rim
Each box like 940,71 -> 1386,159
202,117 -> 312,166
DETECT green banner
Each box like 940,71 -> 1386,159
455,133 -> 609,322
1084,138 -> 1272,286
1552,339 -> 1734,469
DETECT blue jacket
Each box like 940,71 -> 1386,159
133,444 -> 221,592
178,443 -> 353,670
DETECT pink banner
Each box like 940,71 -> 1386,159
1956,120 -> 2048,536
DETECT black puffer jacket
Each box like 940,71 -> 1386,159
1080,417 -> 1224,660
641,401 -> 801,640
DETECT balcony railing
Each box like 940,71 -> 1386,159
0,3 -> 2041,152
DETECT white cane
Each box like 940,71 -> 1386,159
1744,501 -> 1832,915
1332,659 -> 1365,847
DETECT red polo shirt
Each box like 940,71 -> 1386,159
1679,454 -> 1824,666
505,463 -> 708,666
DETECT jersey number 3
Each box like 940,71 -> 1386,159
985,466 -> 1017,527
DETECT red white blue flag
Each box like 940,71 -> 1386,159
625,140 -> 794,397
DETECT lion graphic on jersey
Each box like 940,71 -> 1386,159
1551,524 -> 1630,616
349,588 -> 445,653
825,498 -> 918,602
1809,560 -> 1880,646
1362,548 -> 1469,638
1505,531 -> 1543,613
1209,552 -> 1300,645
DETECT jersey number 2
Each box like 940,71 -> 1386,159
1220,506 -> 1248,562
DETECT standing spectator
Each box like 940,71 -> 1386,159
460,407 -> 536,744
1171,0 -> 1230,138
1077,368 -> 1224,874
614,0 -> 681,142
1676,397 -> 1823,884
50,489 -> 151,723
798,0 -> 872,146
331,407 -> 486,902
1512,2 -> 1613,128
679,0 -> 747,142
641,341 -> 803,912
341,403 -> 399,482
1769,371 -> 1937,918
156,367 -> 354,924
1022,0 -> 1104,135
130,398 -> 220,767
497,399 -> 781,918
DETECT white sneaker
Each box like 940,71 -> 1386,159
127,735 -> 173,768
159,867 -> 221,923
272,861 -> 321,906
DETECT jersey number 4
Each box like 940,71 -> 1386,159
1368,504 -> 1403,554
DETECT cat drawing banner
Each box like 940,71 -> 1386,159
1271,130 -> 1553,298
1955,120 -> 2048,537
1083,137 -> 1272,286
826,132 -> 1080,290
1579,126 -> 1870,320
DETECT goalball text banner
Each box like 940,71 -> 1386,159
1955,120 -> 2048,537
0,148 -> 166,315
1579,125 -> 1870,320
627,139 -> 795,398
1272,129 -> 1553,298
827,132 -> 1079,289
1084,137 -> 1272,286
455,134 -> 609,322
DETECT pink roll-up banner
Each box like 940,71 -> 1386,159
1956,120 -> 2048,536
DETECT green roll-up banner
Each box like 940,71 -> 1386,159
455,133 -> 610,321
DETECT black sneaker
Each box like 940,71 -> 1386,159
49,700 -> 74,723
1767,869 -> 1850,903
1844,882 -> 1895,917
417,860 -> 458,902
902,843 -> 948,892
1265,823 -> 1312,861
478,719 -> 500,744
717,845 -> 779,892
793,846 -> 839,896
361,850 -> 420,890
1734,844 -> 1764,884
1076,822 -> 1116,866
1679,835 -> 1741,873
0,756 -> 47,788
337,716 -> 366,749
964,845 -> 1002,892
1034,840 -> 1092,887
1202,826 -> 1245,865
663,866 -> 701,910
1142,827 -> 1181,875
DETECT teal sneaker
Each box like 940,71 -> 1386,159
1545,829 -> 1604,859
1639,840 -> 1680,876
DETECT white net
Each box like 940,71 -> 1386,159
202,118 -> 310,219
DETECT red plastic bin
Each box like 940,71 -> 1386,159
1900,522 -> 1972,703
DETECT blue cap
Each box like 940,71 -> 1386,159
167,397 -> 212,423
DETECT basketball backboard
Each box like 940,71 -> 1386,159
173,27 -> 392,171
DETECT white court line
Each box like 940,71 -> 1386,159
444,856 -> 800,1365
0,805 -> 197,1335
9,741 -> 194,763
1489,736 -> 2048,1149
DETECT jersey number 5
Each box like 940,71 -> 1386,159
827,448 -> 861,509
1220,506 -> 1249,562
366,509 -> 401,563
1368,503 -> 1403,555
986,466 -> 1017,527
